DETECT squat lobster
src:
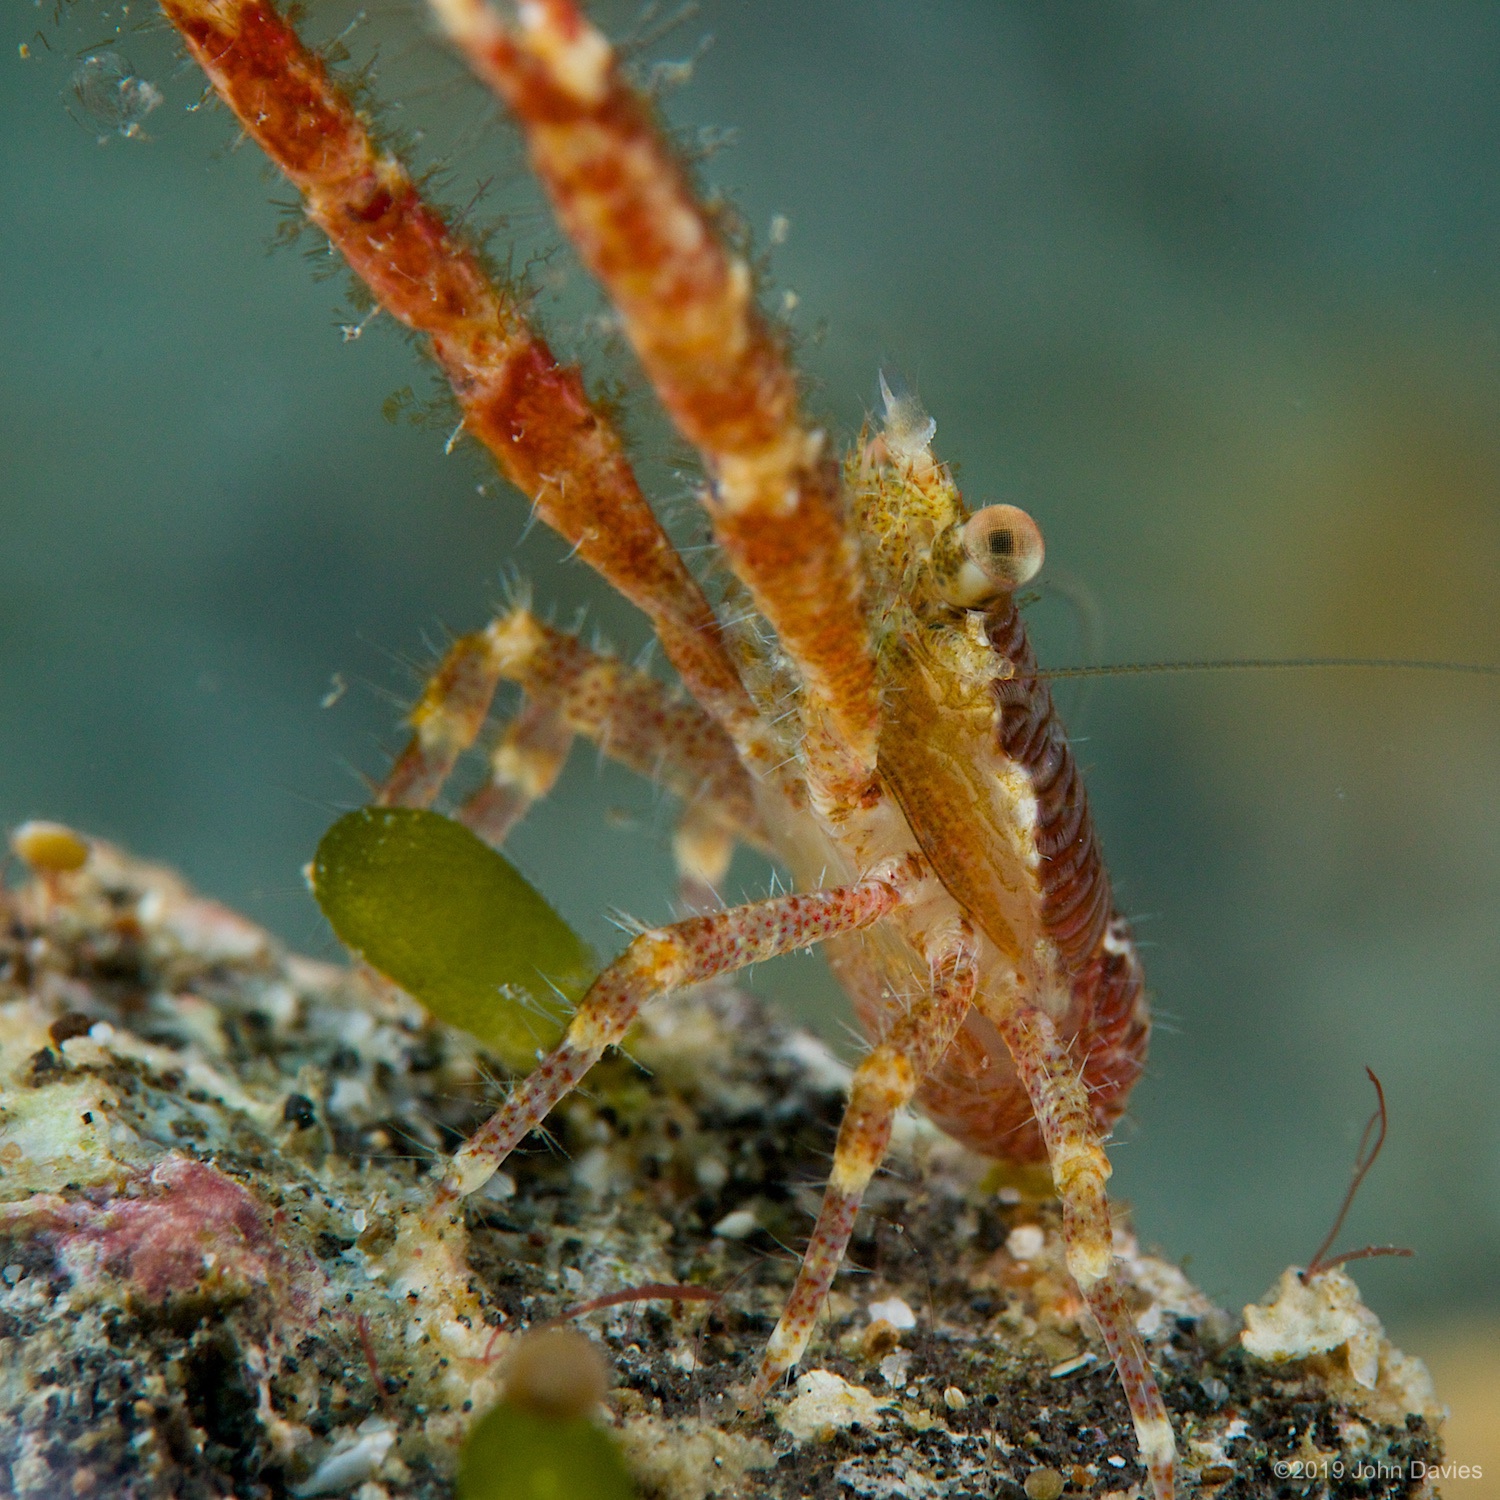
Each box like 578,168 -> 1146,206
160,0 -> 1177,1493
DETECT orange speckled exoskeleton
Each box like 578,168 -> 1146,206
159,0 -> 1177,1490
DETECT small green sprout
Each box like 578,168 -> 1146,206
311,807 -> 595,1072
458,1329 -> 635,1500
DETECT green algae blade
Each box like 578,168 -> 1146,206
457,1403 -> 636,1500
312,808 -> 593,1070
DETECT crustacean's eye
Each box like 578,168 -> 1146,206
930,503 -> 1045,607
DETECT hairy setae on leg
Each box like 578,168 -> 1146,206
159,0 -> 771,777
427,0 -> 881,806
998,1007 -> 1177,1500
753,926 -> 980,1398
377,604 -> 765,861
158,0 -> 1178,1491
422,870 -> 916,1230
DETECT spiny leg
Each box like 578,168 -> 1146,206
462,699 -> 744,906
159,0 -> 775,775
461,696 -> 744,905
458,695 -> 573,848
379,631 -> 510,810
428,0 -> 880,805
752,929 -> 980,1398
422,870 -> 917,1232
375,606 -> 766,856
376,605 -> 760,907
502,612 -> 762,844
997,1007 -> 1176,1500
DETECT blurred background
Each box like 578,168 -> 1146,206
4,0 -> 1497,1473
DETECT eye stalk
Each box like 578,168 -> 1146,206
930,504 -> 1045,607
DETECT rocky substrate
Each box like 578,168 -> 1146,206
0,836 -> 1445,1498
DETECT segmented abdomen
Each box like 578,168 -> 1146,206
987,601 -> 1110,971
913,601 -> 1150,1162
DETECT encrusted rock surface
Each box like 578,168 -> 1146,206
0,838 -> 1445,1498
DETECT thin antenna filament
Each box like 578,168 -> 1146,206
1040,656 -> 1500,683
1302,1067 -> 1413,1282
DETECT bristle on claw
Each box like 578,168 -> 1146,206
877,370 -> 937,464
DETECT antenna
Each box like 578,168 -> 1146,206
1039,657 -> 1500,683
1301,1067 -> 1413,1283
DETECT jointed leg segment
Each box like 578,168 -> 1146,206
423,870 -> 914,1229
671,800 -> 739,910
377,605 -> 767,862
998,1007 -> 1177,1500
160,0 -> 774,776
459,696 -> 574,848
380,631 -> 511,811
162,4 -> 1173,1491
753,929 -> 980,1396
428,0 -> 882,802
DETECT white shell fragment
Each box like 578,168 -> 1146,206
775,1370 -> 887,1442
291,1418 -> 395,1496
711,1205 -> 760,1239
866,1296 -> 916,1331
1240,1266 -> 1442,1424
1048,1351 -> 1099,1379
1241,1267 -> 1385,1386
1005,1224 -> 1046,1262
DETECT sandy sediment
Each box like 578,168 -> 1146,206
0,837 -> 1444,1498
